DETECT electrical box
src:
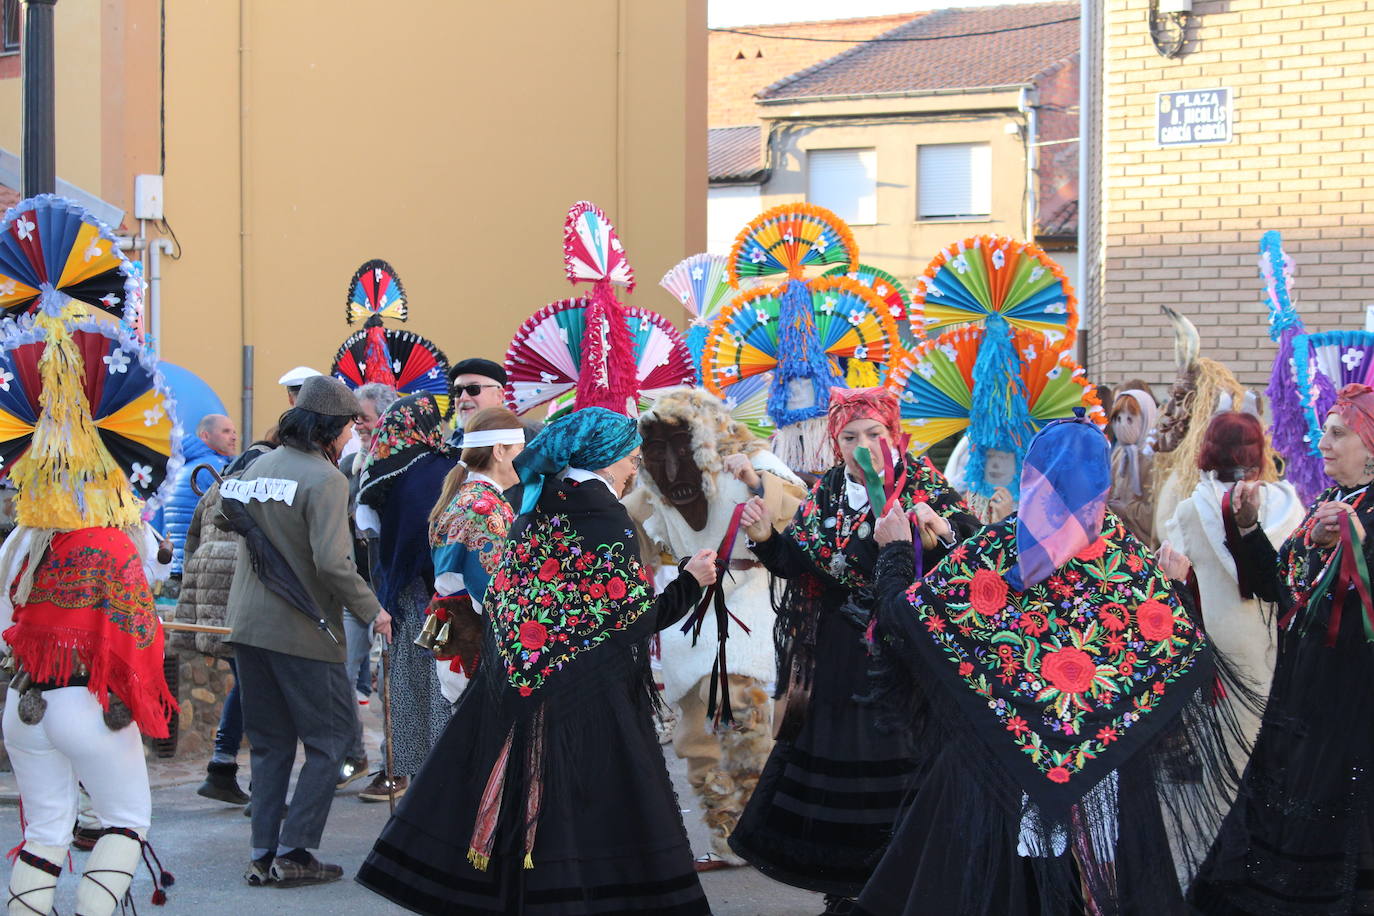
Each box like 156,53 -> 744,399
133,174 -> 164,221
1157,0 -> 1192,12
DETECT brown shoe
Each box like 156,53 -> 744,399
268,853 -> 342,888
357,772 -> 407,803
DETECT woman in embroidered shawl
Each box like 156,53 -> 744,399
420,407 -> 525,703
358,406 -> 718,915
729,386 -> 979,914
356,393 -> 459,798
1191,383 -> 1374,915
856,412 -> 1249,916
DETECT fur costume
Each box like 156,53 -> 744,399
626,388 -> 804,865
1152,307 -> 1269,538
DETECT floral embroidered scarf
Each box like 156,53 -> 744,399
488,476 -> 654,696
4,527 -> 177,737
430,477 -> 515,579
790,455 -> 972,590
358,393 -> 453,509
901,511 -> 1212,815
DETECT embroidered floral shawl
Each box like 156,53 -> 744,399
901,510 -> 1212,815
488,477 -> 654,696
790,455 -> 972,591
430,477 -> 515,605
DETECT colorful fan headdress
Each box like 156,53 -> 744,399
888,324 -> 1103,498
660,253 -> 732,384
504,201 -> 694,417
892,237 -> 1093,499
701,203 -> 900,471
0,197 -> 181,530
1292,329 -> 1374,460
1259,231 -> 1332,502
330,259 -> 453,420
823,263 -> 921,349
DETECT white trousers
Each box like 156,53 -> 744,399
3,687 -> 151,847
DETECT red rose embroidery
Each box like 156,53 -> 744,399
606,577 -> 627,600
968,569 -> 1009,615
519,621 -> 548,650
1136,599 -> 1174,642
538,558 -> 560,582
518,685 -> 533,697
1042,646 -> 1096,694
472,497 -> 495,516
586,582 -> 606,599
958,661 -> 974,677
1047,766 -> 1071,784
1075,538 -> 1107,561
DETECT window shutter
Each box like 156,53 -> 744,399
807,149 -> 877,225
918,143 -> 991,219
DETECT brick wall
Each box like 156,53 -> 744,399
708,14 -> 922,126
1094,0 -> 1374,396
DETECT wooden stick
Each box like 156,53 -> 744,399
160,621 -> 232,635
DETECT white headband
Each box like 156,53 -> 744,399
462,428 -> 525,449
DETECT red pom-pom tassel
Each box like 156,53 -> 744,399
151,888 -> 167,905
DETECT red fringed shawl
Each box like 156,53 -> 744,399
4,528 -> 177,738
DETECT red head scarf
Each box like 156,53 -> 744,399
1330,384 -> 1374,457
827,386 -> 901,460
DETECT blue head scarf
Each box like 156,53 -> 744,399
1006,409 -> 1111,591
515,407 -> 642,514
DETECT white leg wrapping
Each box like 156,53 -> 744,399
74,830 -> 143,916
7,842 -> 65,916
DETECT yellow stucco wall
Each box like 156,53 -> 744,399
168,0 -> 705,437
3,0 -> 706,437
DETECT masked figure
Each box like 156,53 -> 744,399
1107,388 -> 1159,547
624,388 -> 806,870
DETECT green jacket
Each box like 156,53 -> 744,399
224,445 -> 382,663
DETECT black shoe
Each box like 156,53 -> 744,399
336,756 -> 368,790
197,762 -> 250,805
822,896 -> 855,916
268,852 -> 343,888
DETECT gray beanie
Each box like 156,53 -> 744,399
295,376 -> 360,417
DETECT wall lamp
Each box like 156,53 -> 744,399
1149,0 -> 1191,58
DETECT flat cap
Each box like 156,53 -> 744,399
295,375 -> 360,417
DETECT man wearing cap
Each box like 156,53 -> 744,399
447,358 -> 507,448
224,375 -> 392,888
278,366 -> 323,407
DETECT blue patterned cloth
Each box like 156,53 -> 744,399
514,407 -> 641,514
1007,411 -> 1110,591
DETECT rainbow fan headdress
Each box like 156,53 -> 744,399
888,324 -> 1103,498
701,203 -> 899,471
330,260 -> 453,420
1292,328 -> 1374,463
1259,231 -> 1331,502
823,263 -> 921,349
504,201 -> 694,417
893,235 -> 1083,497
0,197 -> 181,530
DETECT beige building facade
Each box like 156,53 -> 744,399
1089,0 -> 1374,392
0,0 -> 706,436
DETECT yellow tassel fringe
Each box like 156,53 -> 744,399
467,849 -> 490,872
12,310 -> 142,530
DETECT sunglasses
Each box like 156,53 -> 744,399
455,383 -> 503,397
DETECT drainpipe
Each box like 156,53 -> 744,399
147,237 -> 173,357
1019,86 -> 1037,243
238,0 -> 253,440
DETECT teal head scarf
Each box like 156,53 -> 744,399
515,407 -> 642,514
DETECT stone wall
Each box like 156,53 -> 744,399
169,648 -> 235,760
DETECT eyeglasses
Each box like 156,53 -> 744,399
455,383 -> 503,397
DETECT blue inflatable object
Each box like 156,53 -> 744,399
148,363 -> 229,537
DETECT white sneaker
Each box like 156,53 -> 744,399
356,690 -> 370,706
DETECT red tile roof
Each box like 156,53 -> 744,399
758,2 -> 1080,101
708,13 -> 926,126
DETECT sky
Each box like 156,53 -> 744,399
708,0 -> 1009,27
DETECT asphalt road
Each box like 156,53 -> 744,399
0,745 -> 823,915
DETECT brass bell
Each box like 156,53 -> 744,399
432,619 -> 453,658
414,613 -> 442,651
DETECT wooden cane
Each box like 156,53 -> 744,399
160,621 -> 232,635
378,633 -> 396,815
